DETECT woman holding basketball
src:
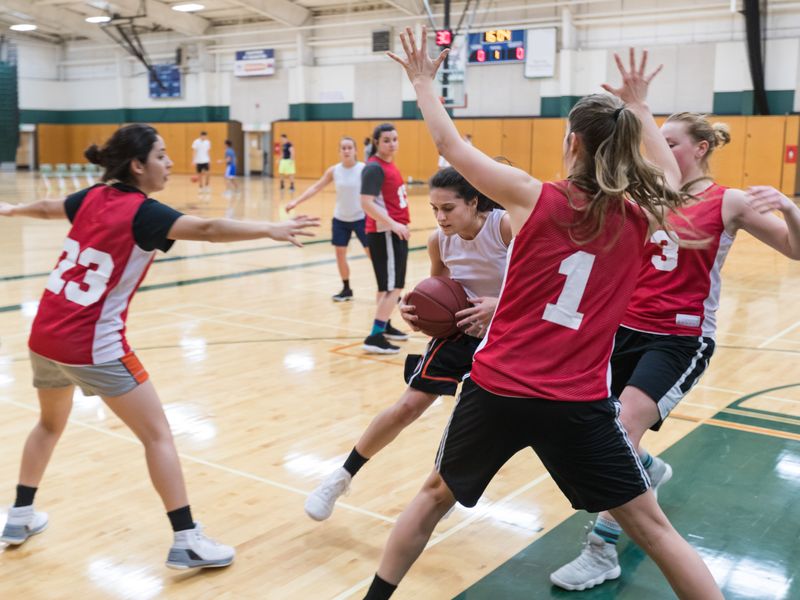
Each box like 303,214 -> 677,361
358,29 -> 723,600
360,123 -> 412,354
550,52 -> 800,591
305,166 -> 511,521
286,137 -> 370,302
0,124 -> 317,569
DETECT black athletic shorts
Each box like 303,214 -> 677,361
404,334 -> 481,396
611,326 -> 715,431
367,231 -> 408,292
195,162 -> 210,173
436,377 -> 650,513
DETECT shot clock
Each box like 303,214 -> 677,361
467,29 -> 525,64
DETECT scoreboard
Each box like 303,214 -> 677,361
467,29 -> 525,64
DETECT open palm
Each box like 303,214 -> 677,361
601,48 -> 663,105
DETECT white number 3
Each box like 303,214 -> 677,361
543,251 -> 596,330
45,237 -> 114,306
650,230 -> 679,272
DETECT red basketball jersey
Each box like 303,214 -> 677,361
364,156 -> 410,233
622,183 -> 731,338
471,182 -> 649,401
29,186 -> 157,365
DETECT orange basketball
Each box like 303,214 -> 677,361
406,276 -> 469,338
190,175 -> 199,183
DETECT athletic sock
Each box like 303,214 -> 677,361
343,447 -> 369,477
640,450 -> 654,470
13,484 -> 37,507
167,505 -> 195,532
371,319 -> 387,336
593,515 -> 622,545
343,279 -> 351,291
364,574 -> 397,600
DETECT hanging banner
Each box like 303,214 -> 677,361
235,49 -> 275,77
524,28 -> 557,78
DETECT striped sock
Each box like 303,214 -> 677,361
371,319 -> 387,336
640,450 -> 654,470
593,516 -> 622,545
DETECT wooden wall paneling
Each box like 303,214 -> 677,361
471,120 -> 503,161
780,115 -> 799,197
501,119 -> 533,172
708,115 -> 746,189
530,118 -> 567,182
742,116 -> 785,189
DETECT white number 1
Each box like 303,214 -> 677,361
542,251 -> 596,330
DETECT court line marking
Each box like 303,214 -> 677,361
329,342 -> 408,366
0,397 -> 397,525
705,418 -> 800,441
720,407 -> 800,426
331,473 -> 552,600
757,319 -> 800,348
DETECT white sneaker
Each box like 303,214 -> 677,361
304,467 -> 351,521
165,523 -> 235,570
1,505 -> 48,545
550,532 -> 621,591
648,456 -> 673,500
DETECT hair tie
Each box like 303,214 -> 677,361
613,107 -> 623,122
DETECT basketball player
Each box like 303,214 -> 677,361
0,124 -> 318,569
191,130 -> 211,192
360,28 -> 722,599
551,50 -> 800,591
305,166 -> 511,521
279,133 -> 295,192
286,137 -> 370,302
361,123 -> 411,354
223,139 -> 238,195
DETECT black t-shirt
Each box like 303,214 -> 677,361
282,141 -> 293,160
63,183 -> 184,252
360,162 -> 385,197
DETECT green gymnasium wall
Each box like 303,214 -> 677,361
0,62 -> 19,162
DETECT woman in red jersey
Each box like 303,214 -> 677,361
551,52 -> 800,591
356,29 -> 723,600
0,124 -> 317,569
360,123 -> 413,354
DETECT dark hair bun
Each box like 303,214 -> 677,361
84,144 -> 105,166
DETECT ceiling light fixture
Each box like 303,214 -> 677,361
10,24 -> 38,32
85,16 -> 112,24
171,3 -> 205,12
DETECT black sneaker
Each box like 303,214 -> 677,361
332,288 -> 353,302
362,333 -> 400,354
383,320 -> 409,341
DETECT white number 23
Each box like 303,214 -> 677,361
45,237 -> 114,307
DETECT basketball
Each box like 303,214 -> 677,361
190,175 -> 199,183
406,276 -> 469,338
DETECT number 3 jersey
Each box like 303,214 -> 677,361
471,181 -> 649,402
621,183 -> 731,338
29,183 -> 183,365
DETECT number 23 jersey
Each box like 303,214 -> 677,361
621,183 -> 730,338
29,183 -> 183,365
470,181 -> 649,402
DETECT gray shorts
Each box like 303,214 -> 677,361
30,350 -> 149,398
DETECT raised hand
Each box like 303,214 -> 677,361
387,26 -> 449,85
0,202 -> 15,217
270,215 -> 320,247
745,186 -> 796,214
601,48 -> 663,106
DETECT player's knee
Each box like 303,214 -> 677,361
394,393 -> 432,426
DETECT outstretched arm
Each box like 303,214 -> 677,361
286,167 -> 335,211
727,187 -> 800,259
602,48 -> 680,189
167,214 -> 320,247
0,199 -> 68,220
388,27 -> 541,234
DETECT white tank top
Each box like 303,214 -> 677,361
333,162 -> 365,222
438,209 -> 508,299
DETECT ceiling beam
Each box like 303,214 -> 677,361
384,0 -> 423,17
2,0 -> 110,42
228,0 -> 311,27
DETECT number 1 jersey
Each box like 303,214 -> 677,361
471,181 -> 650,401
29,184 -> 180,366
